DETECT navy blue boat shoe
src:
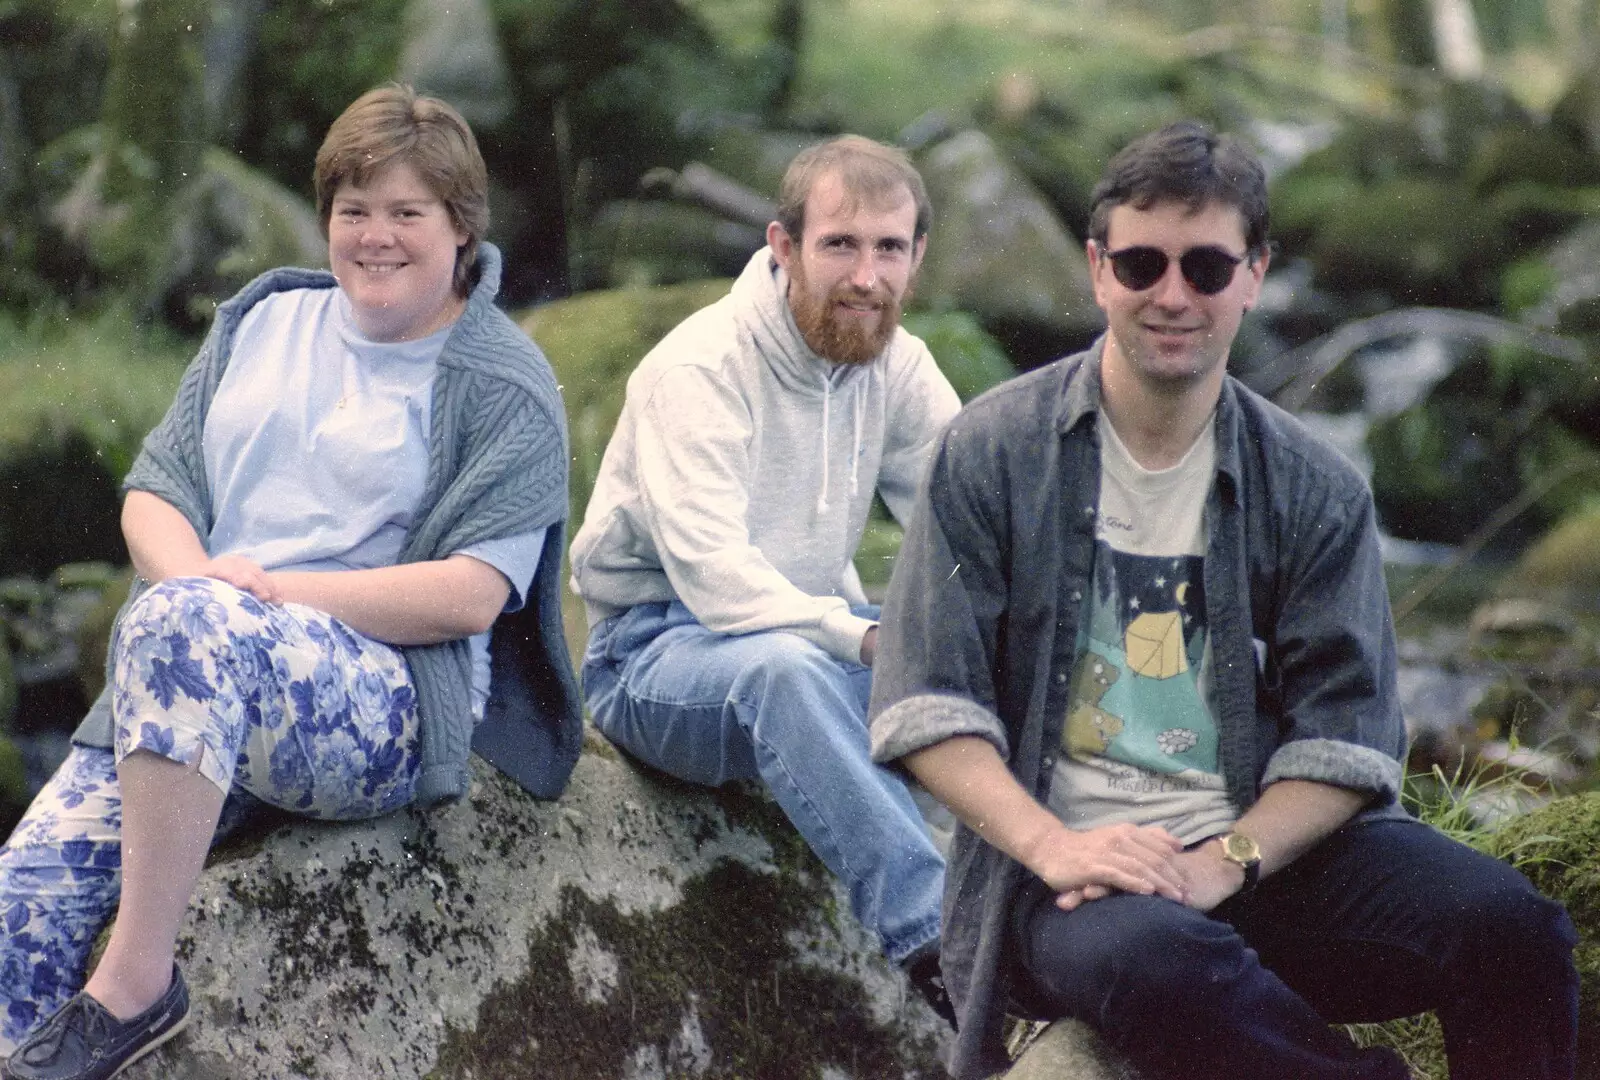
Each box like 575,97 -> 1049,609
4,966 -> 189,1080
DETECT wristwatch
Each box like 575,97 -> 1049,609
1217,831 -> 1261,895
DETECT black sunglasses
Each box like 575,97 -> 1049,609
1101,244 -> 1251,296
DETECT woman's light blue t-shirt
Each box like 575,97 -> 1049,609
202,287 -> 543,715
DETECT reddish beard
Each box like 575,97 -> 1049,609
789,257 -> 912,366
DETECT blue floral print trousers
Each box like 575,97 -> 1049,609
0,576 -> 421,1051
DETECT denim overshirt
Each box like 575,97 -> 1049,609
869,340 -> 1408,1080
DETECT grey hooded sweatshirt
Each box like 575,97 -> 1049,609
569,247 -> 960,663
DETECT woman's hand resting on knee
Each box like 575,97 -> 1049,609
195,555 -> 281,604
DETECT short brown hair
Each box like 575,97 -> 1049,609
314,84 -> 488,297
774,135 -> 931,245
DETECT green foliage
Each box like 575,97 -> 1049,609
853,517 -> 903,590
1401,753 -> 1564,871
901,310 -> 1017,404
0,307 -> 189,575
1503,255 -> 1562,319
100,0 -> 207,179
1365,346 -> 1600,546
492,0 -> 776,203
0,306 -> 189,474
230,0 -> 412,196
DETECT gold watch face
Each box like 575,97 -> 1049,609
1222,832 -> 1260,864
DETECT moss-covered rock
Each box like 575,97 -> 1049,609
1490,793 -> 1600,1077
917,130 -> 1101,368
45,128 -> 326,327
1364,353 -> 1600,547
1496,506 -> 1600,612
120,744 -> 948,1079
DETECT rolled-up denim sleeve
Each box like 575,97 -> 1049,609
1264,472 -> 1407,803
870,422 -> 1012,765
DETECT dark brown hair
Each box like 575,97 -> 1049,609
314,84 -> 488,296
1088,121 -> 1269,254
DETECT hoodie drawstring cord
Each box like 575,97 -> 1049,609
849,386 -> 864,499
816,374 -> 832,514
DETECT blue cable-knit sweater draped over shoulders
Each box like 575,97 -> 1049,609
72,243 -> 582,805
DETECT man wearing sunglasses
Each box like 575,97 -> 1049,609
868,121 -> 1577,1080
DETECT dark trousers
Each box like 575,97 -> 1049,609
1008,817 -> 1578,1080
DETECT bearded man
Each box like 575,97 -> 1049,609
570,136 -> 958,1013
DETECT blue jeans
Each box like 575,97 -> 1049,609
1008,816 -> 1578,1080
581,601 -> 943,964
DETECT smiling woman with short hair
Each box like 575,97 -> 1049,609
0,84 -> 577,1080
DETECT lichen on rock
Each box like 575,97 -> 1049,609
121,742 -> 947,1079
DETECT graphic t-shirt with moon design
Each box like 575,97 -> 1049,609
1044,416 -> 1239,845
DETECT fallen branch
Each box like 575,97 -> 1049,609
1252,307 -> 1588,412
639,162 -> 776,229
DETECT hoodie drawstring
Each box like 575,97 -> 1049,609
849,387 -> 864,499
816,374 -> 832,514
817,370 -> 866,514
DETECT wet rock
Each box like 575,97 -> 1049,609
1474,740 -> 1577,793
123,740 -> 948,1079
1468,598 -> 1578,644
1523,217 -> 1600,335
916,130 -> 1101,368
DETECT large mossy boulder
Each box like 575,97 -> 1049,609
1492,793 -> 1600,1077
121,740 -> 948,1079
1270,83 -> 1600,312
916,130 -> 1101,369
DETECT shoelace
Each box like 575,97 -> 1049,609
20,994 -> 113,1064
